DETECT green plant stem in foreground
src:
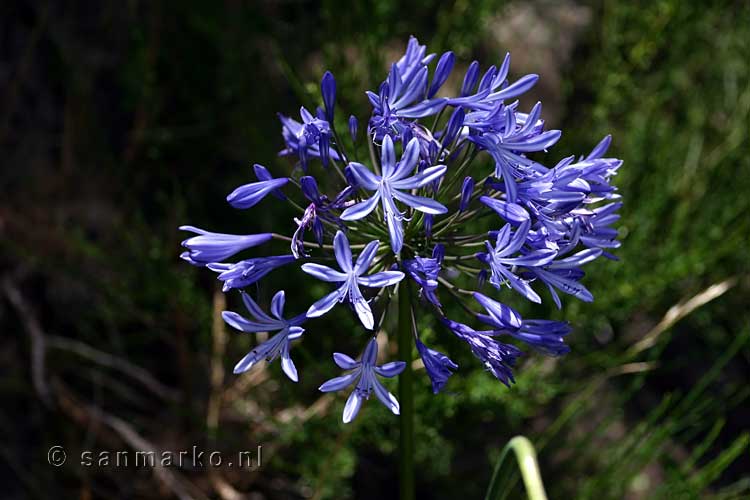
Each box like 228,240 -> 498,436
485,436 -> 548,500
398,280 -> 415,500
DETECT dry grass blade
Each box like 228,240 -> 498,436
2,279 -> 51,405
630,277 -> 737,355
55,381 -> 210,500
46,335 -> 179,402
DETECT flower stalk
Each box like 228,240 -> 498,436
398,279 -> 415,500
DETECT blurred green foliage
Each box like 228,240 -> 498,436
1,0 -> 749,499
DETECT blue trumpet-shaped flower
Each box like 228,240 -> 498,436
468,103 -> 560,202
403,244 -> 444,307
473,292 -> 571,356
179,226 -> 272,266
291,176 -> 353,258
301,231 -> 404,329
478,220 -> 557,303
416,336 -> 457,394
222,290 -> 306,382
226,164 -> 288,209
207,255 -> 295,291
319,337 -> 405,423
321,71 -> 336,123
279,107 -> 340,169
441,317 -> 521,387
341,136 -> 447,253
523,247 -> 602,308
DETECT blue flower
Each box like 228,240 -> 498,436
223,290 -> 306,381
522,248 -> 602,308
440,317 -> 521,387
480,197 -> 530,224
207,255 -> 295,291
368,37 -> 486,142
473,292 -> 571,356
477,220 -> 557,303
468,103 -> 560,202
279,107 -> 340,169
348,115 -> 358,142
461,53 -> 538,104
340,136 -> 448,253
572,202 -> 622,253
442,107 -> 465,148
403,244 -> 444,307
321,71 -> 336,123
366,38 -> 442,139
291,176 -> 352,258
415,336 -> 457,394
459,176 -> 475,212
319,337 -> 405,423
179,226 -> 272,266
301,231 -> 404,329
226,164 -> 288,209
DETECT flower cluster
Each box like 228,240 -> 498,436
181,37 -> 622,422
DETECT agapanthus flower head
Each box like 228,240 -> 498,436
181,36 -> 622,423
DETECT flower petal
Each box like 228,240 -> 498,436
362,337 -> 379,366
386,209 -> 404,254
374,361 -> 406,378
280,343 -> 298,382
221,311 -> 278,333
233,348 -> 265,374
480,197 -> 530,224
473,293 -> 522,329
306,287 -> 345,318
486,73 -> 539,101
287,326 -> 305,340
391,190 -> 448,214
501,249 -> 557,267
390,137 -> 421,181
350,285 -> 374,330
346,162 -> 381,190
354,240 -> 380,274
333,352 -> 359,370
343,390 -> 364,423
340,192 -> 380,221
319,371 -> 359,392
271,290 -> 286,319
381,135 -> 396,178
358,271 -> 405,288
241,292 -> 275,322
391,165 -> 447,190
301,263 -> 348,282
333,231 -> 353,272
372,378 -> 400,415
226,177 -> 289,209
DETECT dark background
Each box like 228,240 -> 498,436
2,1 -> 749,499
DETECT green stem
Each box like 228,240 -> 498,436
398,279 -> 415,500
484,436 -> 548,500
